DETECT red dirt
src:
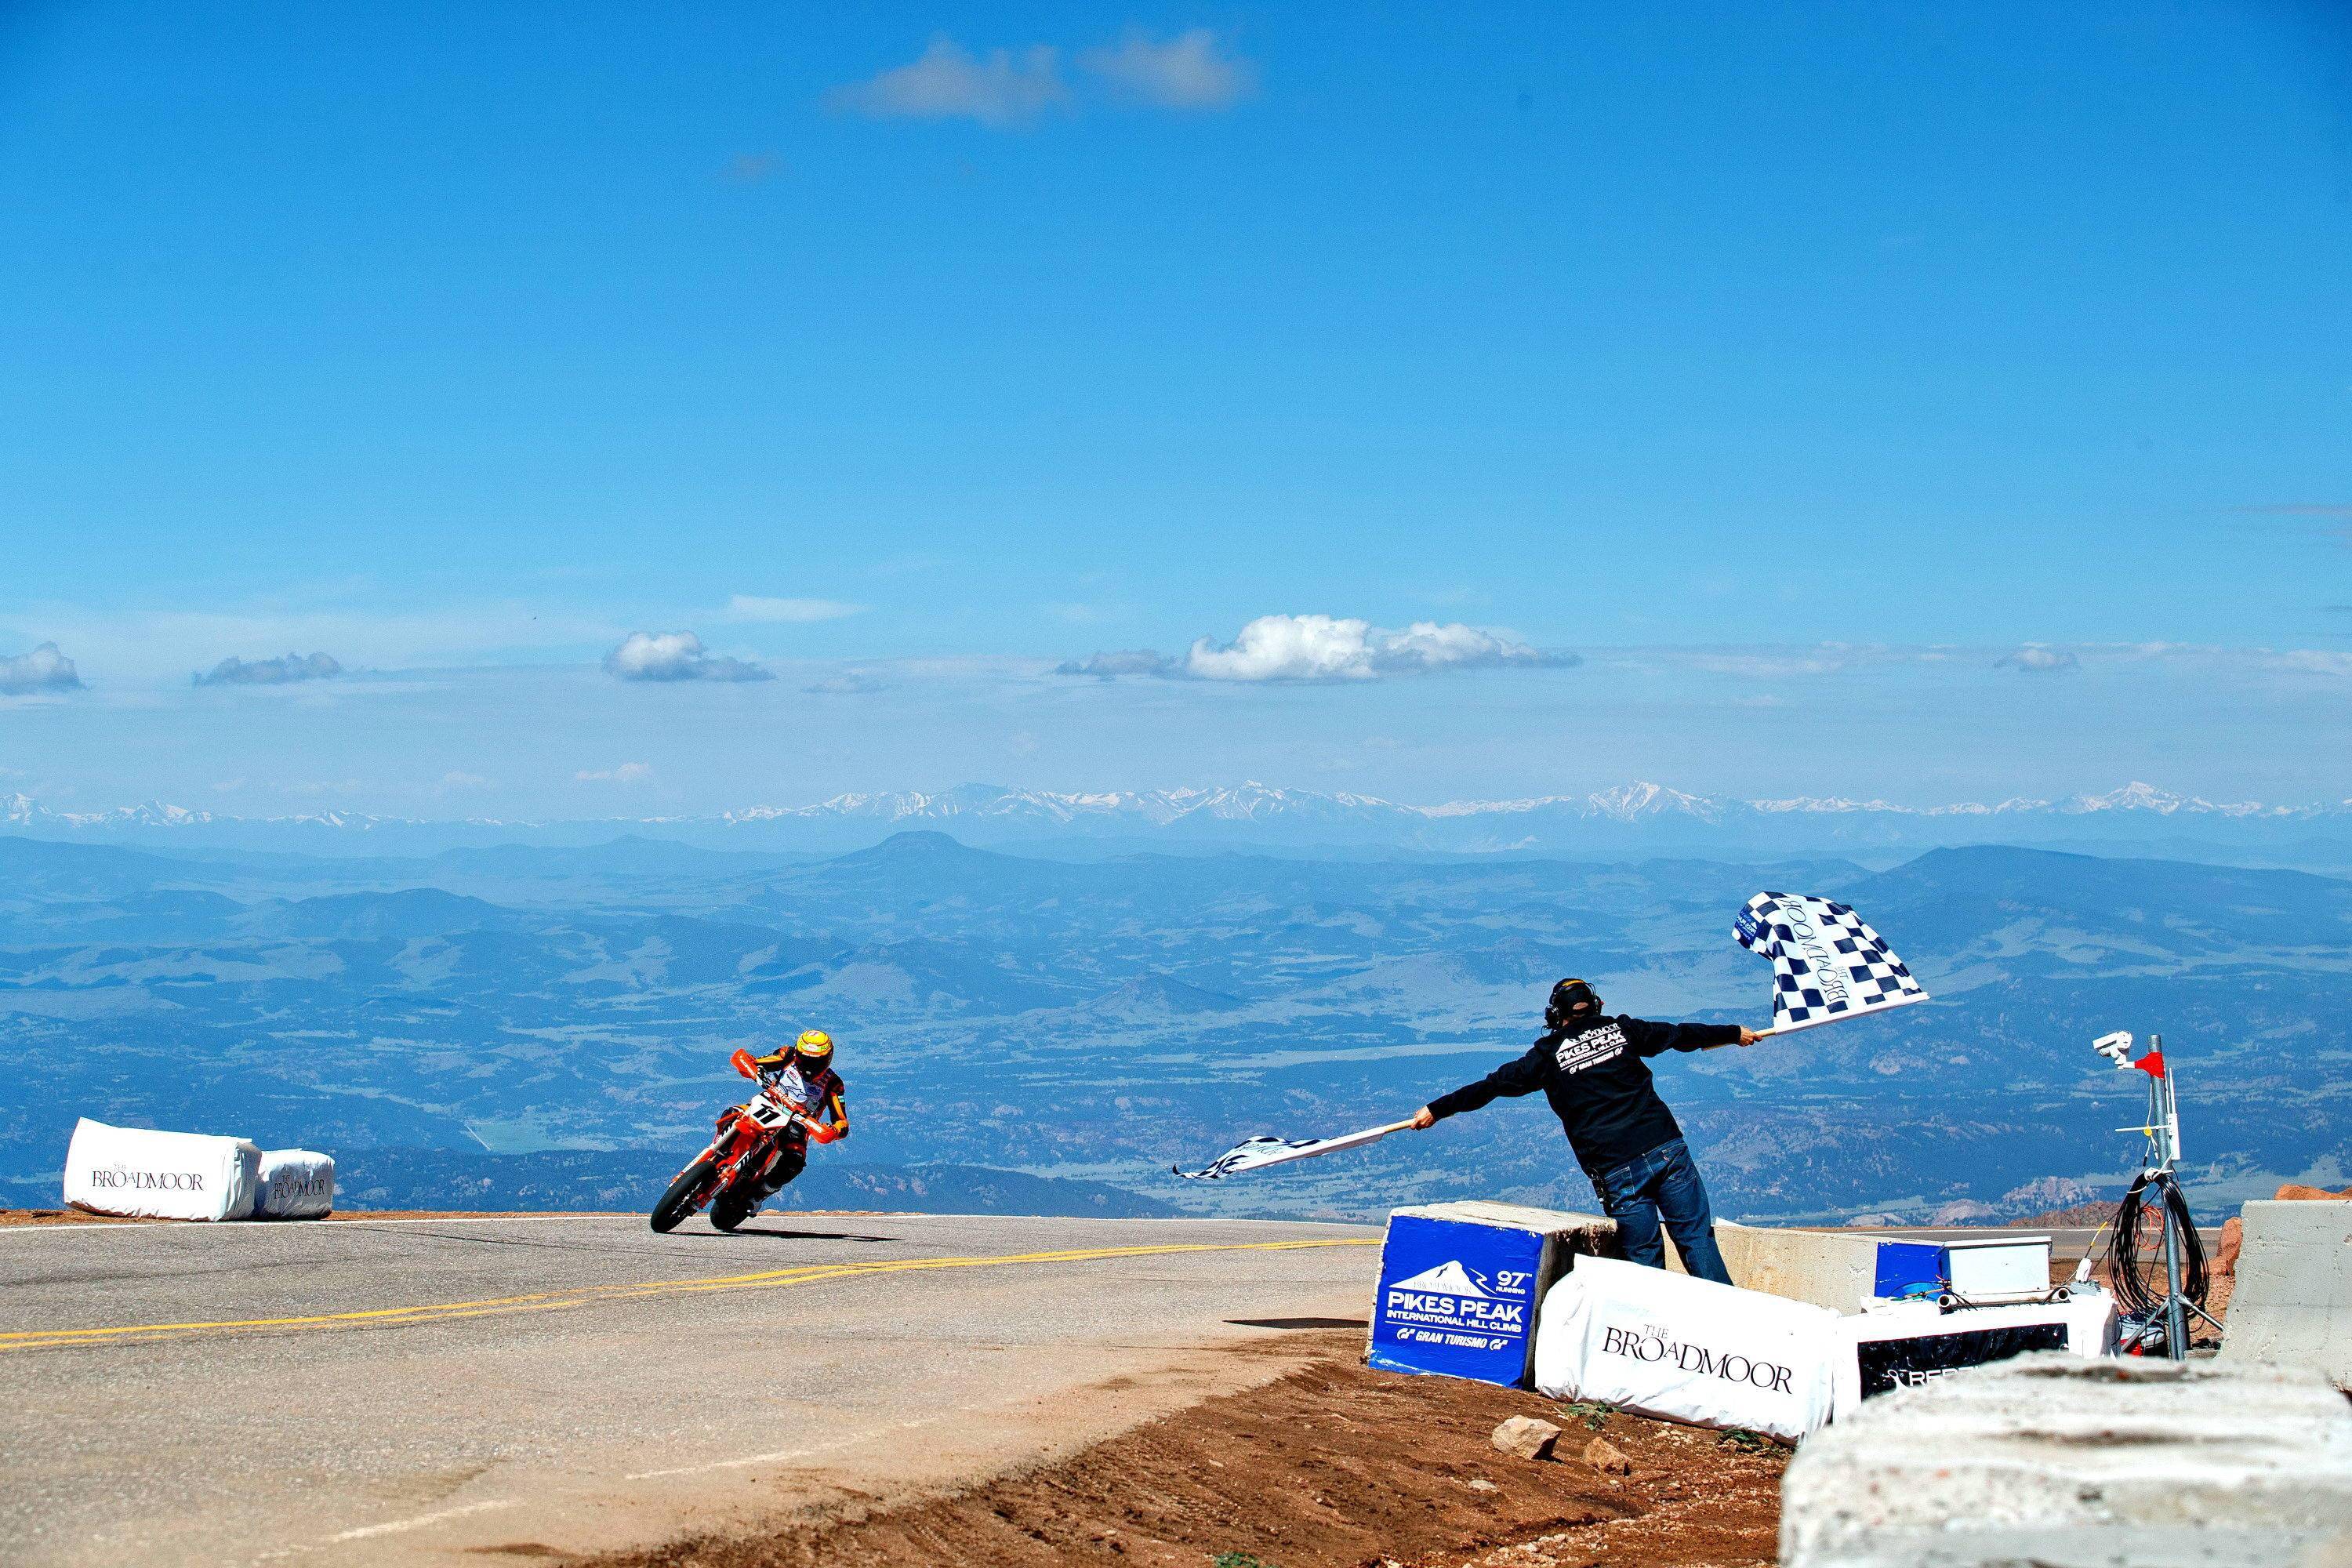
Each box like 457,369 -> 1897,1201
2007,1201 -> 2118,1229
583,1332 -> 1785,1568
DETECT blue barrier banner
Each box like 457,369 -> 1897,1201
1367,1212 -> 1548,1386
1872,1240 -> 1943,1300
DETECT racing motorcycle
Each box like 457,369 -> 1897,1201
648,1048 -> 839,1234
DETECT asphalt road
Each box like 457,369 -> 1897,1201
0,1212 -> 1381,1568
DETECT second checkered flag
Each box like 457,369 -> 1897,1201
1734,892 -> 1929,1035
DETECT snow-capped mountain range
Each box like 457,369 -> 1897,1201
5,782 -> 2349,858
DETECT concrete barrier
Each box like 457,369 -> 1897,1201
2220,1199 -> 2352,1390
1663,1221 -> 1889,1313
1781,1353 -> 2352,1568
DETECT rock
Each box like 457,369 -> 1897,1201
1582,1436 -> 1632,1475
1491,1415 -> 1562,1461
2274,1183 -> 2352,1203
1468,1477 -> 1499,1493
2209,1213 -> 2245,1323
2216,1214 -> 2245,1275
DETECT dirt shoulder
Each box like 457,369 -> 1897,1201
586,1330 -> 1784,1568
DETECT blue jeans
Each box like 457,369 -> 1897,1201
1592,1138 -> 1733,1286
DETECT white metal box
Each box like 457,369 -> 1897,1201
1943,1235 -> 2052,1300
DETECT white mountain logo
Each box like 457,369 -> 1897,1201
1388,1260 -> 1490,1299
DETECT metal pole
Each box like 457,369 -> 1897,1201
2152,1033 -> 2188,1359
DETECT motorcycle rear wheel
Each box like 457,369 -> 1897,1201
709,1192 -> 753,1232
649,1158 -> 715,1233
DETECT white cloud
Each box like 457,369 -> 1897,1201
722,595 -> 865,623
2,601 -> 622,683
2272,649 -> 2352,677
1058,615 -> 1573,682
829,31 -> 1255,127
828,38 -> 1067,126
1189,615 -> 1383,681
804,672 -> 889,695
1997,644 -> 2080,674
725,151 -> 782,184
1078,29 -> 1253,109
278,778 -> 365,797
438,771 -> 493,792
1671,645 -> 1907,678
1054,648 -> 1179,679
603,630 -> 773,684
194,651 -> 343,687
575,762 -> 652,784
1185,615 -> 1571,681
0,642 -> 82,695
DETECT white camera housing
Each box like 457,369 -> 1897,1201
2092,1029 -> 2135,1067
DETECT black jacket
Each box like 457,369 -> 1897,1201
1425,1013 -> 1740,1177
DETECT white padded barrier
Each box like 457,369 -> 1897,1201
256,1149 -> 336,1218
1534,1254 -> 1839,1441
61,1117 -> 261,1221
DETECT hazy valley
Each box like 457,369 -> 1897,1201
5,827 -> 2345,1225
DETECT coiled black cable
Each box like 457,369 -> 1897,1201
2101,1169 -> 2208,1319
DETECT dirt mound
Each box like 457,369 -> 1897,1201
592,1332 -> 1784,1568
2006,1200 -> 2119,1228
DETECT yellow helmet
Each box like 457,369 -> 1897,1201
794,1029 -> 834,1065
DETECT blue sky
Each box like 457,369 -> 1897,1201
2,2 -> 2348,815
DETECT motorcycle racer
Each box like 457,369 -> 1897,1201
648,1029 -> 854,1234
741,1029 -> 848,1200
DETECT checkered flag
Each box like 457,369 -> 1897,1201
1172,1119 -> 1414,1181
1734,892 -> 1928,1034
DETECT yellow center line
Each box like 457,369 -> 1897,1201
0,1236 -> 1377,1353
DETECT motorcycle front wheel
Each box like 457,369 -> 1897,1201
649,1157 -> 715,1233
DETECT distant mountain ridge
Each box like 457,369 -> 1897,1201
7,780 -> 2350,858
